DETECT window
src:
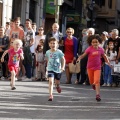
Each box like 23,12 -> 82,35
95,0 -> 105,8
108,0 -> 112,9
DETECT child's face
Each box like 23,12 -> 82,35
108,43 -> 114,49
91,39 -> 99,48
39,41 -> 43,45
14,43 -> 21,50
38,46 -> 43,51
49,40 -> 58,50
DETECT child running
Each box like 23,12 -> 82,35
45,37 -> 65,101
77,34 -> 110,101
1,39 -> 24,90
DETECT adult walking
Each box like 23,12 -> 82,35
63,27 -> 78,84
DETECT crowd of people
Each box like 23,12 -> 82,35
0,16 -> 120,101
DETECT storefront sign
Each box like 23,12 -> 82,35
46,0 -> 55,14
67,14 -> 80,24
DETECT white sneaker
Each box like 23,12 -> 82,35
15,77 -> 18,81
1,77 -> 5,80
23,78 -> 32,82
31,77 -> 35,81
21,76 -> 27,80
102,83 -> 107,86
107,83 -> 111,87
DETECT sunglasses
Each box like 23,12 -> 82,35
67,31 -> 72,33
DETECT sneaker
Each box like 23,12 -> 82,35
92,84 -> 96,90
112,83 -> 117,87
48,95 -> 53,101
96,94 -> 101,102
21,76 -> 27,80
11,87 -> 16,90
56,86 -> 61,93
107,83 -> 111,87
23,78 -> 32,81
0,77 -> 5,80
102,83 -> 107,87
15,77 -> 18,81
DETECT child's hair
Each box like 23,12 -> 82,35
39,39 -> 44,44
13,39 -> 23,47
106,42 -> 115,57
87,34 -> 102,45
19,24 -> 24,29
6,22 -> 10,25
48,37 -> 58,43
36,45 -> 43,51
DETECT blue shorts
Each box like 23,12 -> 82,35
48,71 -> 61,80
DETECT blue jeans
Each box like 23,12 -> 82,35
104,64 -> 113,84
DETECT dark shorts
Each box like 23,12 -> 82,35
48,71 -> 61,80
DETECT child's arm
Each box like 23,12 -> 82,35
77,52 -> 87,61
61,56 -> 65,72
20,52 -> 24,60
1,50 -> 8,62
102,53 -> 111,66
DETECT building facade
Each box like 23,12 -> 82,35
1,0 -> 120,34
12,0 -> 44,29
83,0 -> 118,33
0,0 -> 13,26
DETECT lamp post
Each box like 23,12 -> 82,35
54,0 -> 63,24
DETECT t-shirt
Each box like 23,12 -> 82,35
24,29 -> 35,53
8,48 -> 23,67
85,46 -> 104,70
105,50 -> 117,65
45,49 -> 64,73
10,28 -> 24,39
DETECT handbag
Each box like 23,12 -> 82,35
68,61 -> 80,73
111,62 -> 120,75
112,63 -> 120,74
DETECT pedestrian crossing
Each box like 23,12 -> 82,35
0,81 -> 120,119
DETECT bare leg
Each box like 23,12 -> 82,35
96,85 -> 100,95
10,70 -> 16,88
65,66 -> 72,83
48,77 -> 54,96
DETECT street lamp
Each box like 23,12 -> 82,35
54,0 -> 64,24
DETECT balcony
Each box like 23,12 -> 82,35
87,0 -> 116,18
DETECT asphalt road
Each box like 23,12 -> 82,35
0,73 -> 120,120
